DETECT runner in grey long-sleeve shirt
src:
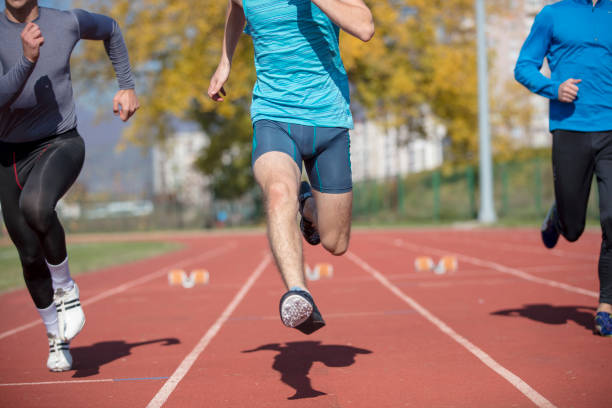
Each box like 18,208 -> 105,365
0,5 -> 136,141
0,0 -> 139,372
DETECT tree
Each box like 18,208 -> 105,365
74,0 -> 510,197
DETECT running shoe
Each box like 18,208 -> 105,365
299,181 -> 320,246
54,283 -> 85,341
541,203 -> 560,249
594,312 -> 612,337
47,333 -> 72,372
279,289 -> 326,335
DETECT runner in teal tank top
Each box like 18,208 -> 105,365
244,0 -> 353,129
209,0 -> 373,335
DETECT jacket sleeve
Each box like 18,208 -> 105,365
0,55 -> 35,110
71,9 -> 135,90
514,6 -> 559,100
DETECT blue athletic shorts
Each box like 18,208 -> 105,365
251,119 -> 352,194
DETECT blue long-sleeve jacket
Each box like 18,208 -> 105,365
514,0 -> 612,132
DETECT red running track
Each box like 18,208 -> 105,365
0,228 -> 608,407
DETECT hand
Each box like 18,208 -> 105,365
208,62 -> 230,102
558,78 -> 581,103
21,23 -> 44,63
113,89 -> 140,122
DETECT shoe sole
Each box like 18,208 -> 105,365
48,365 -> 71,372
280,294 -> 313,328
594,325 -> 612,337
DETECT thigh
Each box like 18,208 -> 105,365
552,130 -> 594,235
253,151 -> 302,197
312,189 -> 352,239
304,127 -> 352,194
594,132 -> 612,235
0,158 -> 42,260
20,131 -> 85,209
252,120 -> 302,171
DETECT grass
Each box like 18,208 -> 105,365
0,240 -> 182,293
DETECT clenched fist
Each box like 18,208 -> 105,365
558,78 -> 581,103
113,89 -> 140,122
21,23 -> 44,63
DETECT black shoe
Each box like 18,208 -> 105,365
541,203 -> 560,249
298,181 -> 320,245
279,289 -> 326,335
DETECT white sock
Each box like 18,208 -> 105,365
46,257 -> 74,291
37,302 -> 59,337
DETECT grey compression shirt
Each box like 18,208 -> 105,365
0,7 -> 135,143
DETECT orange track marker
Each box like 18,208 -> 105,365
315,263 -> 334,278
414,257 -> 434,272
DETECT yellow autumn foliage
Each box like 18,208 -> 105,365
74,0 -> 517,168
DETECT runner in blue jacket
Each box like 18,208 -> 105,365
515,0 -> 612,336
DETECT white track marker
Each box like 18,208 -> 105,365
0,243 -> 236,341
346,251 -> 557,408
146,254 -> 272,408
391,239 -> 598,299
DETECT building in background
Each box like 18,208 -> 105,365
350,113 -> 445,182
488,0 -> 556,147
152,130 -> 211,213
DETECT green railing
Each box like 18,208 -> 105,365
353,157 -> 600,224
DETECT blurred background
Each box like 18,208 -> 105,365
2,0 -> 600,235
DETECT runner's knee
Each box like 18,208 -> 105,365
20,196 -> 56,235
562,224 -> 584,242
601,215 -> 612,247
321,232 -> 349,256
18,248 -> 43,272
265,181 -> 297,213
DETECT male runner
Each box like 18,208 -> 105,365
208,0 -> 373,334
0,0 -> 139,371
514,0 -> 612,336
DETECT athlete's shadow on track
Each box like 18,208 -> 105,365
70,338 -> 180,378
242,341 -> 372,400
491,304 -> 596,332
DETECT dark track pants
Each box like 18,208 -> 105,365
0,129 -> 85,308
552,129 -> 612,304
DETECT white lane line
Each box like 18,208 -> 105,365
455,236 -> 597,261
346,251 -> 557,408
0,243 -> 236,341
0,379 -> 113,386
390,239 -> 598,298
146,253 -> 272,408
0,377 -> 169,387
227,309 -> 418,322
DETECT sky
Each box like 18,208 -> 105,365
1,0 -> 153,195
39,0 -> 72,9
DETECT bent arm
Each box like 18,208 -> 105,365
310,0 -> 374,42
514,7 -> 558,99
0,56 -> 35,109
221,0 -> 246,68
71,9 -> 135,90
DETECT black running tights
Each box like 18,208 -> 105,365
0,130 -> 84,308
552,130 -> 612,304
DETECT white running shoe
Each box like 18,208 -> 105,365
54,283 -> 85,341
47,333 -> 72,372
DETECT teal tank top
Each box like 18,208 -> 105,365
243,0 -> 353,129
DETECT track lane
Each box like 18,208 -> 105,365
160,240 -> 546,408
356,232 -> 607,408
0,235 -> 267,407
